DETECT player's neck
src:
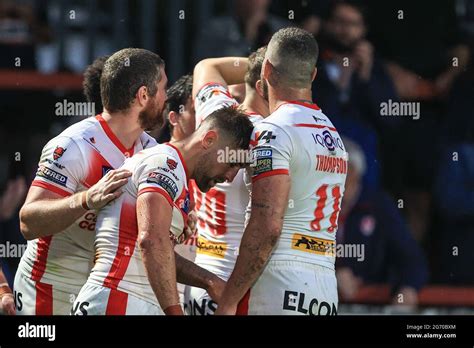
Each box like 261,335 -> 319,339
269,87 -> 313,113
168,139 -> 197,179
101,110 -> 143,149
241,90 -> 269,118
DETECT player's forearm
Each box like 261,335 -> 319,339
19,193 -> 87,240
221,219 -> 280,306
194,57 -> 248,87
140,232 -> 181,314
175,252 -> 220,290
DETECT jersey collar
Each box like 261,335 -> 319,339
96,114 -> 136,157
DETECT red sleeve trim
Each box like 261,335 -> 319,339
252,169 -> 289,182
31,180 -> 73,197
138,187 -> 174,207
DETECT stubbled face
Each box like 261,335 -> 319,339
193,135 -> 242,192
325,4 -> 365,53
139,67 -> 168,130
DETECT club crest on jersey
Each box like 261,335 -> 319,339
102,166 -> 113,177
167,157 -> 178,170
53,146 -> 67,160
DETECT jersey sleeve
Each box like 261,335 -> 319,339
194,83 -> 239,128
136,153 -> 185,207
249,122 -> 294,182
31,136 -> 85,197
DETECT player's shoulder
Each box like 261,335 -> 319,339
135,143 -> 187,176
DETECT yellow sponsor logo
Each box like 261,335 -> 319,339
291,233 -> 335,256
196,236 -> 227,258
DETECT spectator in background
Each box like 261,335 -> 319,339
365,0 -> 471,242
432,66 -> 474,285
193,0 -> 289,62
0,0 -> 51,68
313,0 -> 399,190
337,138 -> 428,307
152,74 -> 195,144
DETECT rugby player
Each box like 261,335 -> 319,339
15,48 -> 164,315
216,27 -> 347,315
73,106 -> 253,315
185,48 -> 269,315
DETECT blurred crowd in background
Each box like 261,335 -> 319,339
0,0 -> 473,308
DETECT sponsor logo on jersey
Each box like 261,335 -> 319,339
147,172 -> 179,199
250,130 -> 276,146
283,290 -> 337,315
53,146 -> 67,160
196,235 -> 227,258
312,130 -> 344,152
252,146 -> 273,176
312,115 -> 327,123
315,155 -> 348,174
291,233 -> 335,256
37,165 -> 68,187
44,158 -> 65,170
177,190 -> 190,215
167,157 -> 178,170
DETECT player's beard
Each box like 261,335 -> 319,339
138,100 -> 163,131
193,152 -> 224,193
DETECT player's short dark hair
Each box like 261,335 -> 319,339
267,27 -> 319,88
83,55 -> 109,113
164,74 -> 193,132
101,48 -> 165,113
200,106 -> 253,150
244,46 -> 266,89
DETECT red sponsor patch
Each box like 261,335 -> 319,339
53,146 -> 67,160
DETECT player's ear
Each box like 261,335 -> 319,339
255,80 -> 264,98
311,67 -> 317,82
201,130 -> 218,150
136,85 -> 148,107
262,59 -> 271,80
168,111 -> 179,127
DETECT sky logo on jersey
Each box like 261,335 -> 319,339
166,157 -> 178,170
291,233 -> 335,257
53,146 -> 67,160
37,165 -> 68,187
147,172 -> 179,200
178,190 -> 190,214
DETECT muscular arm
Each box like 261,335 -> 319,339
216,174 -> 291,314
193,57 -> 249,98
19,169 -> 130,240
175,252 -> 225,303
137,192 -> 182,315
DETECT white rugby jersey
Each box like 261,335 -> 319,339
87,143 -> 191,304
246,101 -> 347,270
18,115 -> 156,289
192,83 -> 263,279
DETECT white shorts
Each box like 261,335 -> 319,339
183,285 -> 216,315
14,271 -> 77,315
237,260 -> 338,315
72,283 -> 164,315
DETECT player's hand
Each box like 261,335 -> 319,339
336,267 -> 362,300
206,275 -> 226,304
183,210 -> 197,240
85,169 -> 132,210
214,302 -> 237,315
0,293 -> 16,315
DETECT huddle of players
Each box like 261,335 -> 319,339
13,27 -> 347,315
